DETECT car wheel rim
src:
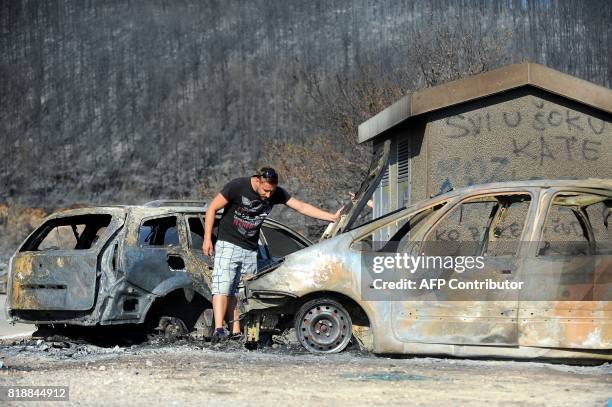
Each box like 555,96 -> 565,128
298,304 -> 350,353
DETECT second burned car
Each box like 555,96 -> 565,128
6,200 -> 310,336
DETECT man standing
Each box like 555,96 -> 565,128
202,167 -> 341,342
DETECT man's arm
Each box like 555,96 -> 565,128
203,193 -> 228,256
286,197 -> 342,223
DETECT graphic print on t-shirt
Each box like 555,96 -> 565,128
232,196 -> 271,238
241,196 -> 263,211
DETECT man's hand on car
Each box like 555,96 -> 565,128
331,206 -> 344,222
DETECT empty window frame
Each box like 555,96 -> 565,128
186,216 -> 220,251
353,203 -> 446,253
138,216 -> 179,247
21,214 -> 112,251
187,217 -> 204,251
260,225 -> 307,258
421,194 -> 531,257
539,193 -> 611,256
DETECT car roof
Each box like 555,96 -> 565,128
44,205 -> 205,219
42,203 -> 289,227
347,178 -> 612,233
429,178 -> 612,201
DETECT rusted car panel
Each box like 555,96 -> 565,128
5,202 -> 311,332
9,208 -> 126,313
241,179 -> 612,359
11,255 -> 98,310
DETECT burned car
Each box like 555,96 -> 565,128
5,200 -> 310,336
241,178 -> 612,359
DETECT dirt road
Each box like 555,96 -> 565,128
0,295 -> 35,340
0,335 -> 610,406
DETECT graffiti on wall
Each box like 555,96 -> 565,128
434,98 -> 608,194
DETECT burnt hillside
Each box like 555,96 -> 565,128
1,0 -> 610,208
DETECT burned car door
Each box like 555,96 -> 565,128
122,215 -> 190,293
183,215 -> 215,287
390,192 -> 534,346
519,190 -> 612,349
10,210 -> 125,311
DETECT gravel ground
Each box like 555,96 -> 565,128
0,333 -> 610,406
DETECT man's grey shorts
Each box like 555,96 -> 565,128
211,240 -> 258,296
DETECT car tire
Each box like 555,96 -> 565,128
294,297 -> 352,354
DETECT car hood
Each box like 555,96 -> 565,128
320,139 -> 390,240
245,232 -> 358,296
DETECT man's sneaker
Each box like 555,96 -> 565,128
211,328 -> 227,343
229,332 -> 244,341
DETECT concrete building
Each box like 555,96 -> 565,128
358,62 -> 612,219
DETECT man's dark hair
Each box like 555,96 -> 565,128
253,167 -> 279,185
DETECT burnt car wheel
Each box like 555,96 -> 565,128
155,316 -> 189,338
295,298 -> 352,354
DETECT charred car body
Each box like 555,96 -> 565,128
6,200 -> 310,335
242,178 -> 612,358
240,143 -> 612,358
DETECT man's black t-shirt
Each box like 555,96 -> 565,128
217,177 -> 291,250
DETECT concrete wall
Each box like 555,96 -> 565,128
376,87 -> 611,212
